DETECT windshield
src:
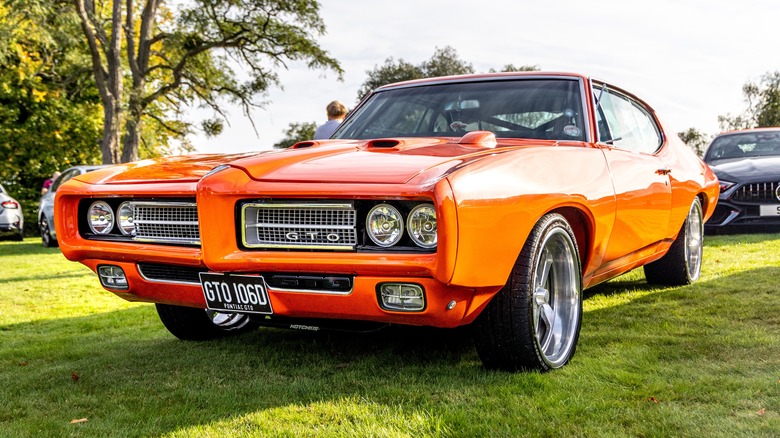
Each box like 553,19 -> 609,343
334,78 -> 586,141
704,131 -> 780,162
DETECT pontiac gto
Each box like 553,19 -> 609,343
56,72 -> 719,371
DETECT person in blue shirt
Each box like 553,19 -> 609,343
313,100 -> 348,139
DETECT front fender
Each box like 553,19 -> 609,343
446,146 -> 615,288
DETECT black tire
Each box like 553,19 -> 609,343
13,230 -> 24,241
155,304 -> 259,341
473,213 -> 583,372
40,215 -> 58,247
644,197 -> 703,286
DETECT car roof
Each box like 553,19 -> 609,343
716,127 -> 780,137
375,71 -> 589,91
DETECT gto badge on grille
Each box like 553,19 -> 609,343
285,231 -> 341,242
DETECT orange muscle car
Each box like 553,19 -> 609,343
56,72 -> 719,371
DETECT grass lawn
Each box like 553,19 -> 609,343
0,234 -> 778,437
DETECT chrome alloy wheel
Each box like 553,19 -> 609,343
684,200 -> 704,282
531,227 -> 581,368
207,310 -> 252,330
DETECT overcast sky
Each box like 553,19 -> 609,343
190,0 -> 779,154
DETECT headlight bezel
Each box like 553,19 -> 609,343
87,200 -> 115,235
366,203 -> 405,247
117,201 -> 136,236
406,203 -> 437,248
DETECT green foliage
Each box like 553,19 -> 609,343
0,1 -> 102,234
719,70 -> 780,130
356,58 -> 424,102
116,0 -> 343,162
1,234 -> 778,435
273,121 -> 317,148
489,64 -> 541,73
357,46 -> 475,101
677,127 -> 711,156
357,47 -> 542,102
754,71 -> 780,127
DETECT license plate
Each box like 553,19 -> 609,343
759,205 -> 780,216
199,273 -> 273,314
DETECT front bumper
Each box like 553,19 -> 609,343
704,199 -> 780,229
0,220 -> 23,237
79,258 -> 499,328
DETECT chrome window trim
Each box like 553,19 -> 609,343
589,78 -> 665,152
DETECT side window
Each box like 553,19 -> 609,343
594,87 -> 662,154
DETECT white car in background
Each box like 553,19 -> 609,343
0,183 -> 24,241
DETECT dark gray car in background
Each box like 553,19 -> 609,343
703,128 -> 780,231
38,165 -> 109,247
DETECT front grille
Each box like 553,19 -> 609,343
134,201 -> 200,245
730,181 -> 780,204
137,263 -> 205,284
242,202 -> 357,250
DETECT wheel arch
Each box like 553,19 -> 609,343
549,206 -> 593,276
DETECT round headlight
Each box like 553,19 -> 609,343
88,201 -> 114,235
407,204 -> 437,248
117,201 -> 135,236
366,204 -> 404,247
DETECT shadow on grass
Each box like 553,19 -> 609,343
0,239 -> 60,257
1,267 -> 778,436
2,272 -> 94,283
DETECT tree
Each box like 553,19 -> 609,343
719,71 -> 780,131
753,71 -> 780,127
273,121 -> 316,149
357,47 -> 543,101
0,1 -> 103,234
356,58 -> 423,102
66,0 -> 342,164
489,64 -> 540,73
677,128 -> 710,157
357,46 -> 474,101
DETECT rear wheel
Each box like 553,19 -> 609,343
155,304 -> 259,341
644,197 -> 703,286
40,216 -> 58,247
473,213 -> 583,372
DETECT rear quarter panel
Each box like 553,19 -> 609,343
658,125 -> 720,236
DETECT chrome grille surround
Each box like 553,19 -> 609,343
730,181 -> 780,204
242,202 -> 357,250
133,201 -> 200,245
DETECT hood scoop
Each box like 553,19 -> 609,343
366,139 -> 402,149
458,131 -> 497,149
291,141 -> 317,149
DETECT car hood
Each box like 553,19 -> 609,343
86,136 -> 555,186
231,138 -> 506,184
708,155 -> 780,184
82,152 -> 262,184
